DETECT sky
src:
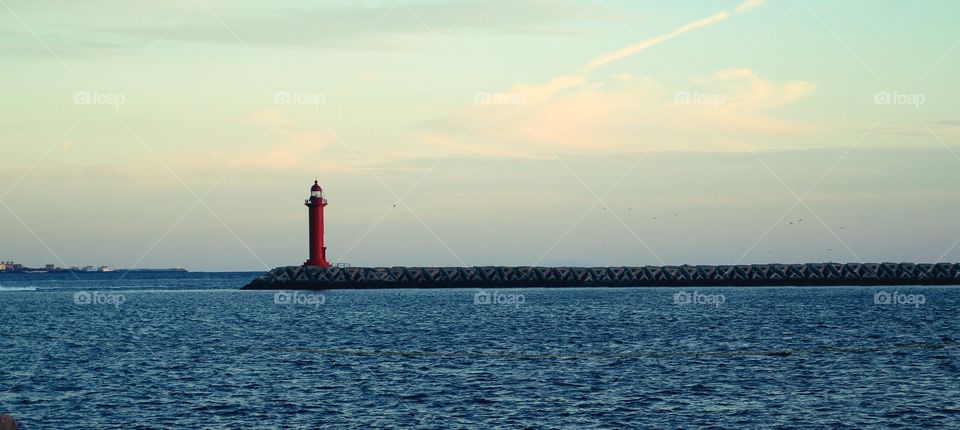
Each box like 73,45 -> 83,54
1,0 -> 959,271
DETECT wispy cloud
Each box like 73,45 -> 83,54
587,11 -> 730,71
0,0 -> 591,54
737,0 -> 767,13
586,0 -> 764,71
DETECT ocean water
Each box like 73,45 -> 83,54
1,272 -> 959,429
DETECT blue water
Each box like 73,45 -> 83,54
1,272 -> 959,429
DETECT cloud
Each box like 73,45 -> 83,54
700,68 -> 814,112
866,122 -> 960,139
418,69 -> 816,157
245,109 -> 294,127
737,0 -> 766,13
1,0 -> 591,54
586,0 -> 764,71
250,129 -> 336,170
161,108 -> 340,171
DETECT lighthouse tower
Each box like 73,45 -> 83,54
304,180 -> 330,267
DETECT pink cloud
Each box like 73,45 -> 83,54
418,69 -> 816,157
245,109 -> 295,127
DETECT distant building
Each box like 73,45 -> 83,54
1,261 -> 22,272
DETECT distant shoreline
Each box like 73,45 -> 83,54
0,268 -> 189,274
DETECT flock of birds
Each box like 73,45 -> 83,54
615,209 -> 848,231
596,209 -> 849,254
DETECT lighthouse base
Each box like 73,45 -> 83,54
303,260 -> 331,268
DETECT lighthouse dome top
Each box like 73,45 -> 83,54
308,180 -> 325,202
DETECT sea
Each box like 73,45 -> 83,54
1,271 -> 958,429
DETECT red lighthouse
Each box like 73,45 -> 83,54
304,180 -> 330,267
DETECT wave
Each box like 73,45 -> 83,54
0,285 -> 38,291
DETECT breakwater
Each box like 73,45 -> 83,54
241,262 -> 960,290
